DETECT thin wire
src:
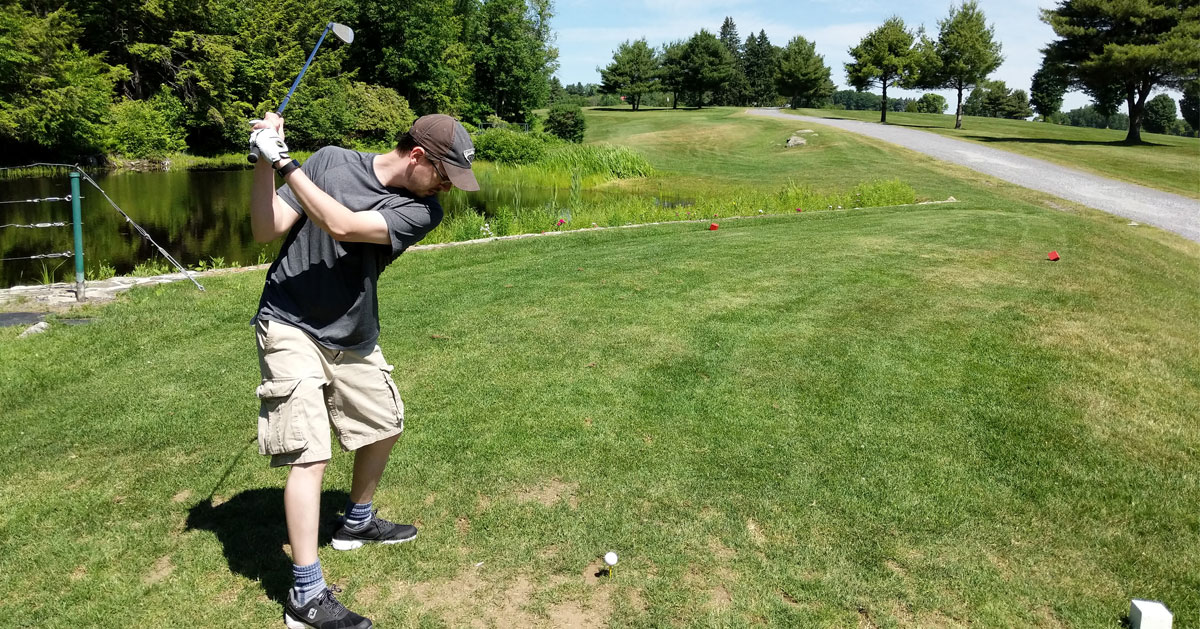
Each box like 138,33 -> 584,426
0,196 -> 70,205
1,251 -> 72,261
73,169 -> 204,292
0,222 -> 69,229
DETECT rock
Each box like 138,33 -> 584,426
786,136 -> 807,147
18,322 -> 50,338
796,129 -> 815,134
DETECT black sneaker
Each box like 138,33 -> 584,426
283,586 -> 372,629
331,511 -> 418,551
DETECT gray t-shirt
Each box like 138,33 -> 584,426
255,146 -> 443,353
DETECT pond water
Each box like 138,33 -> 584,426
0,168 -> 689,288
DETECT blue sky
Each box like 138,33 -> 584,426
550,0 -> 1101,111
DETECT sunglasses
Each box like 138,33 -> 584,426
424,152 -> 449,183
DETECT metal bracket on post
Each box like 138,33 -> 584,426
69,171 -> 85,301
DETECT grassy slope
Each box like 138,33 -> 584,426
1,108 -> 1198,628
793,108 -> 1200,200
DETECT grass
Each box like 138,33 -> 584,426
2,106 -> 1198,627
793,108 -> 1200,199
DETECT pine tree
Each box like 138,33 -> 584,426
775,36 -> 833,109
914,1 -> 1003,129
599,39 -> 659,111
1041,0 -> 1200,143
845,17 -> 923,123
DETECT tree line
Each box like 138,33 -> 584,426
597,1 -> 1198,142
0,0 -> 558,160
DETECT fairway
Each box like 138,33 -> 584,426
794,108 -> 1200,199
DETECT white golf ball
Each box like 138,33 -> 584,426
604,551 -> 618,566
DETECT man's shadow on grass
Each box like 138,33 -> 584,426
186,488 -> 349,603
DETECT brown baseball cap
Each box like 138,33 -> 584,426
409,114 -> 479,191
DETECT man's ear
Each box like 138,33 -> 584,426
408,145 -> 426,163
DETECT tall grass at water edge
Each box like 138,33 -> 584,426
426,178 -> 917,245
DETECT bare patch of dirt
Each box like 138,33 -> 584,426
215,585 -> 241,605
706,584 -> 732,611
627,588 -> 648,613
171,489 -> 193,503
538,545 -> 560,560
144,556 -> 174,584
70,565 -> 87,581
548,585 -> 613,628
424,492 -> 437,506
746,519 -> 766,545
1035,605 -> 1067,628
355,584 -> 382,606
779,590 -> 801,608
517,479 -> 579,508
456,516 -> 470,536
915,610 -> 966,628
476,493 -> 492,511
857,606 -> 879,629
885,560 -> 908,578
708,537 -> 736,560
583,558 -> 608,584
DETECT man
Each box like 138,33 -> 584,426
247,112 -> 478,629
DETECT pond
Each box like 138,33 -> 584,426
0,168 -> 690,288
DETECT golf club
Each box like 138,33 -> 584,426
248,22 -> 354,163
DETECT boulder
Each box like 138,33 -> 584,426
786,136 -> 807,147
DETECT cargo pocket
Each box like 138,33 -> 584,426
256,378 -> 310,456
380,364 -> 405,430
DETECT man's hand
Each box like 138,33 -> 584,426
250,128 -> 291,166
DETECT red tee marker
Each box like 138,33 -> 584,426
1048,251 -> 1060,261
709,223 -> 719,231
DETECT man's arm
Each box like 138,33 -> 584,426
250,160 -> 302,243
277,166 -> 392,245
248,112 -> 391,246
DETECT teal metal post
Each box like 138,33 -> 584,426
69,171 -> 85,301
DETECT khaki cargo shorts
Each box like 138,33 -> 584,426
255,318 -> 404,467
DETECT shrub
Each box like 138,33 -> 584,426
544,103 -> 586,143
472,127 -> 550,164
107,92 -> 188,159
349,83 -> 416,144
915,93 -> 947,114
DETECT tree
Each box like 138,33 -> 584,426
681,30 -> 735,108
915,93 -> 947,113
775,36 -> 833,109
915,1 -> 1002,129
845,16 -> 923,123
1143,94 -> 1177,134
742,30 -> 778,106
659,41 -> 686,109
1065,105 -> 1129,130
598,38 -> 659,111
714,16 -> 748,105
963,80 -> 1031,119
1041,0 -> 1200,143
1030,61 -> 1069,121
1179,80 -> 1199,133
474,0 -> 558,122
832,89 -> 881,111
0,4 -> 120,156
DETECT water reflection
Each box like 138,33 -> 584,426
0,168 -> 691,288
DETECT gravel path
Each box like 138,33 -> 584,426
747,108 -> 1200,243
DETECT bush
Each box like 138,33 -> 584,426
915,93 -> 947,114
107,92 -> 188,159
544,103 -> 586,143
472,127 -> 552,164
349,83 -> 416,144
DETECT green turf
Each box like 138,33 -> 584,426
1,107 -> 1198,628
791,107 -> 1200,199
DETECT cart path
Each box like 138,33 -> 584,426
747,108 -> 1200,243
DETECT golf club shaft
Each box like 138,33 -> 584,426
248,23 -> 334,163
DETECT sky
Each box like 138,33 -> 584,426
550,0 -> 1107,113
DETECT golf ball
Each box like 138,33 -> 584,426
604,551 -> 618,566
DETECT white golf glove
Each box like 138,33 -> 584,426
249,128 -> 291,166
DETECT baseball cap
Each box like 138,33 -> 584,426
409,114 -> 479,191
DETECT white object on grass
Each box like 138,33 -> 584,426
1130,599 -> 1172,629
604,551 -> 618,566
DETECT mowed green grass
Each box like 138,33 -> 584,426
794,107 -> 1200,199
1,199 -> 1198,627
2,107 -> 1199,627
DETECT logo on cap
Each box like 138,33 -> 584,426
463,148 -> 475,164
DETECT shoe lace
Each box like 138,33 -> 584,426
317,585 -> 348,615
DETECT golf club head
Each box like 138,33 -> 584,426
331,23 -> 354,44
